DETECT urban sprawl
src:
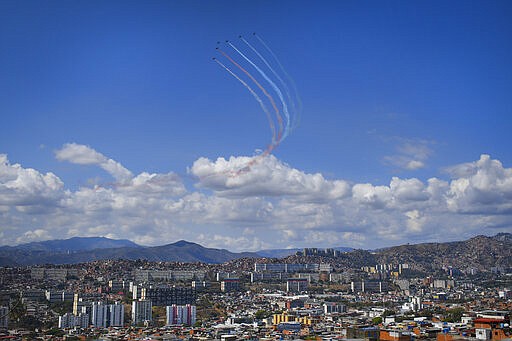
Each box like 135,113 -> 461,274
0,248 -> 511,340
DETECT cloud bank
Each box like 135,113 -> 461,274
1,145 -> 511,251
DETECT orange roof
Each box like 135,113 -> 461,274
474,318 -> 507,323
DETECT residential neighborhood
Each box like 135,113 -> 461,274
0,247 -> 510,340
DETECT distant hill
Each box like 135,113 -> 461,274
0,234 -> 510,270
0,238 -> 258,265
281,233 -> 512,273
374,232 -> 512,272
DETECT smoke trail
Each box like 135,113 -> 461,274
208,35 -> 300,179
213,58 -> 276,144
240,35 -> 296,138
216,47 -> 283,143
227,41 -> 291,142
254,33 -> 302,132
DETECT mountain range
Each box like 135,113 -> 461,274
0,238 -> 257,266
0,237 -> 349,265
0,233 -> 510,270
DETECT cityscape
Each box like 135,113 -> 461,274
0,233 -> 511,340
1,1 -> 512,340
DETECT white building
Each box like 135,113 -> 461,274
351,280 -> 389,293
319,263 -> 333,272
476,328 -> 492,340
286,278 -> 308,293
402,297 -> 422,312
166,304 -> 196,325
45,290 -> 74,303
323,302 -> 346,314
221,279 -> 240,292
0,306 -> 8,330
76,301 -> 123,328
132,299 -> 152,325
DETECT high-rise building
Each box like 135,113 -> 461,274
58,312 -> 89,329
286,278 -> 308,293
132,299 -> 152,325
108,280 -> 125,293
73,293 -> 102,316
46,290 -> 74,303
132,285 -> 142,300
191,281 -> 210,290
108,302 -> 124,327
91,302 -> 108,328
140,287 -> 196,306
90,301 -> 125,328
58,313 -> 75,329
75,313 -> 89,328
31,268 -> 78,281
166,304 -> 196,325
0,306 -> 8,330
221,279 -> 240,292
21,289 -> 46,302
254,263 -> 319,273
323,302 -> 346,314
134,270 -> 206,283
350,280 -> 390,293
250,272 -> 288,282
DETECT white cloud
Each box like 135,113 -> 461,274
190,155 -> 350,201
1,149 -> 512,251
17,229 -> 51,244
446,154 -> 512,214
384,139 -> 434,171
390,177 -> 429,202
352,183 -> 392,209
405,210 -> 426,233
406,160 -> 424,170
0,154 -> 64,207
196,233 -> 269,252
55,143 -> 133,182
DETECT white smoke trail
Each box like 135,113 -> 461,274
227,41 -> 291,142
240,36 -> 296,139
254,33 -> 302,132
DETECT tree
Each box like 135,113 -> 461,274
50,301 -> 72,315
372,317 -> 383,325
382,309 -> 395,318
9,298 -> 26,322
46,327 -> 65,337
443,307 -> 465,323
254,310 -> 271,320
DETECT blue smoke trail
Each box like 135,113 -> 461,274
240,36 -> 296,137
254,33 -> 302,132
227,41 -> 290,142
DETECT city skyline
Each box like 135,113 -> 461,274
1,1 -> 512,251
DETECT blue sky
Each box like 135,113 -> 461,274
1,1 -> 511,251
